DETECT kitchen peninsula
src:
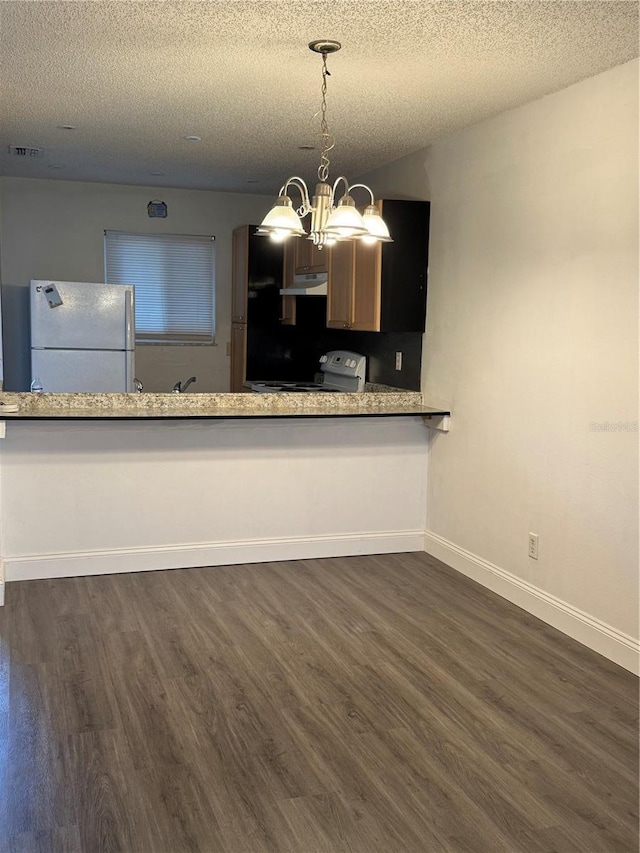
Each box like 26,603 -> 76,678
0,388 -> 450,421
0,389 -> 450,599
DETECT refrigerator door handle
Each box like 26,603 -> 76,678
125,287 -> 134,350
125,349 -> 135,392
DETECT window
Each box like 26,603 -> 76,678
104,231 -> 215,344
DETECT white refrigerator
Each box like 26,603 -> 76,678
30,280 -> 135,392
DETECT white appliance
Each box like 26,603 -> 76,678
30,280 -> 135,392
319,350 -> 367,391
250,350 -> 366,393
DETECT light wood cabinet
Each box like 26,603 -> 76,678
280,236 -> 328,288
230,322 -> 247,392
231,226 -> 249,323
279,237 -> 331,326
294,237 -> 328,273
352,240 -> 383,330
327,239 -> 356,329
327,239 -> 382,331
326,199 -> 430,333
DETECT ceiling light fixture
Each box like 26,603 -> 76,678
257,40 -> 391,249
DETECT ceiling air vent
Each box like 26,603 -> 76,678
8,145 -> 43,158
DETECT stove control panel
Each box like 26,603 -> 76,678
320,350 -> 366,378
320,350 -> 367,392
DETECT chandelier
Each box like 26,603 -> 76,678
257,40 -> 392,249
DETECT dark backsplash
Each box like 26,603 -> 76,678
246,289 -> 423,390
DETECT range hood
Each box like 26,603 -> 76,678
280,271 -> 328,296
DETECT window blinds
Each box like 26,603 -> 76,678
104,231 -> 215,344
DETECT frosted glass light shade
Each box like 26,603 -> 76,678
361,203 -> 393,243
256,195 -> 306,239
323,195 -> 368,239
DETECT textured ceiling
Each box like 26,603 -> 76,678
0,1 -> 637,194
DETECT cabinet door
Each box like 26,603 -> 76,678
295,237 -> 328,273
230,322 -> 247,392
378,199 -> 430,332
280,239 -> 297,325
327,240 -> 355,329
231,226 -> 249,323
351,241 -> 382,332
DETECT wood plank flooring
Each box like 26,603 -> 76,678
0,552 -> 637,853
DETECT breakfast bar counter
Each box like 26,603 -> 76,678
0,388 -> 450,421
0,386 -> 448,592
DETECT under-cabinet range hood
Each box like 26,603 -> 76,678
280,271 -> 328,296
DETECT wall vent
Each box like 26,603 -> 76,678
8,145 -> 43,158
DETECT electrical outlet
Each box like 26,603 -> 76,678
395,351 -> 403,371
528,533 -> 539,560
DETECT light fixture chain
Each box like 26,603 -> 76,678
318,51 -> 334,183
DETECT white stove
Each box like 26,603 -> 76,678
250,350 -> 367,393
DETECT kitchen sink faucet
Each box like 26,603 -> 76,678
172,376 -> 196,393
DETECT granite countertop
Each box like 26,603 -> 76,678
0,386 -> 450,421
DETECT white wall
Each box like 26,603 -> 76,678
0,178 -> 272,392
361,59 -> 639,670
0,417 -> 428,579
0,185 -> 3,390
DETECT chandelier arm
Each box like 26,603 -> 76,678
282,177 -> 312,215
332,175 -> 351,201
347,183 -> 376,204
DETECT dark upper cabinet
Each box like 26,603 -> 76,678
231,226 -> 283,389
378,199 -> 430,333
232,226 -> 284,323
248,229 -> 284,286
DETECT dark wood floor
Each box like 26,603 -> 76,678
0,552 -> 637,853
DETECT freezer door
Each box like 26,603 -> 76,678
31,349 -> 134,392
30,280 -> 134,351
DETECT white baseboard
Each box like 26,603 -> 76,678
4,530 -> 425,584
6,531 -> 636,675
424,530 -> 639,676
